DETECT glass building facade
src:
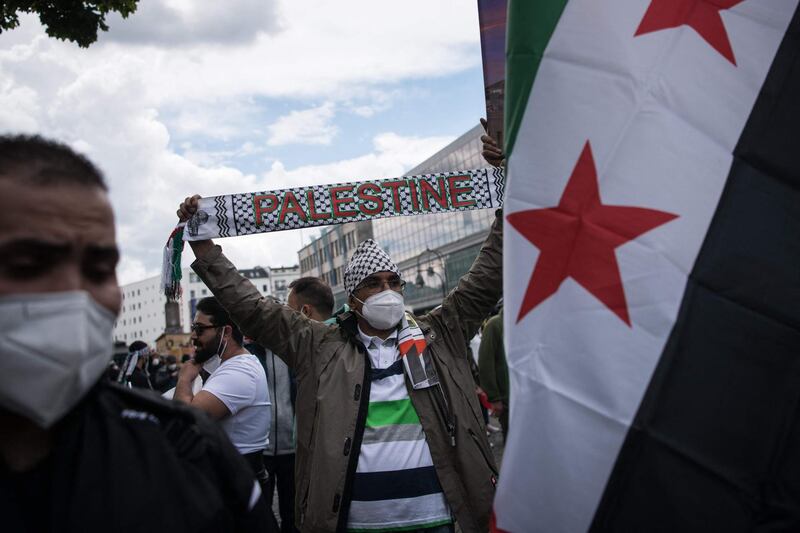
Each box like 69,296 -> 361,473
374,124 -> 494,266
372,123 -> 497,311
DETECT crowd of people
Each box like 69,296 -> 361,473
0,128 -> 509,532
107,342 -> 181,393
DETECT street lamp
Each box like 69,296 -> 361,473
415,248 -> 448,299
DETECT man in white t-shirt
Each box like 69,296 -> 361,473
175,296 -> 271,487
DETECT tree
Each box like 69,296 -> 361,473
0,1 -> 140,48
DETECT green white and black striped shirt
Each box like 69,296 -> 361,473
347,328 -> 452,532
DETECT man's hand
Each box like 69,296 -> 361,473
178,358 -> 202,384
480,118 -> 505,168
173,359 -> 231,421
177,195 -> 202,222
176,194 -> 214,259
174,358 -> 201,405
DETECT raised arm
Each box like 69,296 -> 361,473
427,127 -> 505,343
434,211 -> 503,344
177,196 -> 328,378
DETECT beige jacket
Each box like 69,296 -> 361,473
192,212 -> 503,532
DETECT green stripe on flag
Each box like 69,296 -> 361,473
366,399 -> 420,428
505,0 -> 570,157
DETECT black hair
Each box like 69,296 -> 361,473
128,340 -> 148,353
289,276 -> 334,319
195,296 -> 244,345
0,134 -> 107,190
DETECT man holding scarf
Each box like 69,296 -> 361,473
178,216 -> 502,532
177,134 -> 503,533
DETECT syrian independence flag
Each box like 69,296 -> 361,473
498,1 -> 800,531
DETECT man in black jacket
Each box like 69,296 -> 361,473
0,134 -> 273,532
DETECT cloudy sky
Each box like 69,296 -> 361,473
0,0 -> 486,285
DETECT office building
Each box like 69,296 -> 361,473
270,265 -> 300,302
373,123 -> 495,311
114,274 -> 175,346
114,264 -> 299,347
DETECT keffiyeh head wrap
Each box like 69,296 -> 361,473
344,239 -> 400,294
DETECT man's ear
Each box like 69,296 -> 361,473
348,294 -> 359,313
300,304 -> 313,318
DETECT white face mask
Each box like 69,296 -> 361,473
203,354 -> 221,373
0,291 -> 115,429
355,289 -> 406,330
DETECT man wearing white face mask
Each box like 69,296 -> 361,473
0,135 -> 273,532
178,130 -> 503,533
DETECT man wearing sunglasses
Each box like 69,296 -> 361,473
175,297 -> 271,492
177,132 -> 503,533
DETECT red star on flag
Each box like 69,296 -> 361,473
635,0 -> 745,65
507,141 -> 678,325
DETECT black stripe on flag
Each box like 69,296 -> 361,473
351,466 -> 444,502
591,7 -> 800,532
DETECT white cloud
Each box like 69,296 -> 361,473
0,41 -> 260,284
267,102 -> 337,146
0,83 -> 39,131
0,1 -> 480,117
180,141 -> 266,168
10,0 -> 479,105
117,257 -> 149,287
0,0 -> 479,286
342,89 -> 399,118
0,44 -> 451,285
101,0 -> 282,47
167,99 -> 266,141
263,131 -> 453,190
2,1 -> 480,103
